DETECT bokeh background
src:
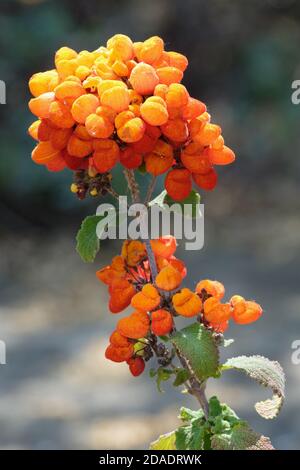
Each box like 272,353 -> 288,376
0,0 -> 300,449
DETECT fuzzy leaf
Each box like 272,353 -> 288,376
171,323 -> 219,381
179,407 -> 205,423
211,422 -> 274,450
173,368 -> 190,387
149,431 -> 176,450
76,215 -> 101,262
222,355 -> 285,419
156,368 -> 174,393
208,396 -> 223,418
175,420 -> 205,450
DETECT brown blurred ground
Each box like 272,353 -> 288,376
1,0 -> 300,450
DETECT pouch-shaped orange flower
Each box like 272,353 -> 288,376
151,309 -> 173,335
172,288 -> 202,317
117,310 -> 150,339
155,265 -> 182,291
131,284 -> 161,312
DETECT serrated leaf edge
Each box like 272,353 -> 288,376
222,354 -> 285,419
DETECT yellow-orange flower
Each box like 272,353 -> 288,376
131,284 -> 161,312
121,240 -> 146,267
230,295 -> 263,325
196,279 -> 225,300
155,265 -> 182,291
28,34 -> 235,198
172,288 -> 202,317
203,297 -> 232,323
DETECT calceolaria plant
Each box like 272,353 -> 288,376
27,34 -> 285,450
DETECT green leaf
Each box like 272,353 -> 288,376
76,208 -> 118,262
175,420 -> 205,450
149,368 -> 157,378
222,355 -> 285,419
76,215 -> 101,262
133,341 -> 146,357
171,323 -> 219,381
151,396 -> 275,451
179,407 -> 205,423
211,422 -> 274,450
149,431 -> 176,450
164,190 -> 201,218
156,368 -> 174,393
149,189 -> 201,218
173,368 -> 190,387
137,162 -> 147,174
158,335 -> 169,343
208,396 -> 223,418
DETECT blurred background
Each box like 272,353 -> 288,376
0,0 -> 300,449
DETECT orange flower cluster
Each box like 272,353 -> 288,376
196,280 -> 263,331
97,236 -> 262,376
98,236 -> 185,375
28,34 -> 235,200
96,237 -> 186,315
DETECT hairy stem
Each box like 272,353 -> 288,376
145,231 -> 209,418
144,238 -> 158,280
123,166 -> 210,418
176,347 -> 209,418
125,170 -> 158,279
107,186 -> 121,201
145,175 -> 157,206
123,169 -> 141,203
189,378 -> 209,418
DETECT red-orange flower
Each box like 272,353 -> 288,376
151,309 -> 173,335
193,169 -> 218,191
156,256 -> 187,279
109,279 -> 136,314
117,310 -> 150,339
144,140 -> 174,176
127,357 -> 145,376
165,168 -> 192,201
96,255 -> 126,286
105,344 -> 134,363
